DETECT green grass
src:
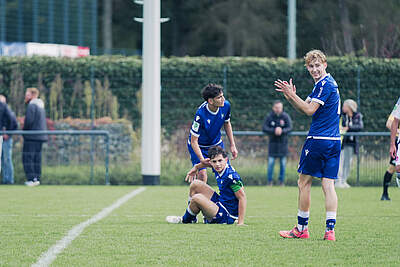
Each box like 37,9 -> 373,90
0,186 -> 399,266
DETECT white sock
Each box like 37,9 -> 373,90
326,211 -> 336,220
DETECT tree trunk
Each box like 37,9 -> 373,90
103,0 -> 113,54
338,0 -> 354,55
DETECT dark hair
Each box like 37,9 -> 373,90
201,83 -> 223,101
208,146 -> 228,159
273,100 -> 282,106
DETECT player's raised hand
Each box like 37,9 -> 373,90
274,78 -> 296,97
185,166 -> 198,183
231,145 -> 238,160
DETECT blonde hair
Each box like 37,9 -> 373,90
343,99 -> 358,112
27,87 -> 39,97
304,49 -> 327,66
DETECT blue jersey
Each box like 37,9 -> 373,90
188,100 -> 231,147
306,74 -> 341,139
214,163 -> 243,217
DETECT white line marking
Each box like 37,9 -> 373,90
32,187 -> 146,267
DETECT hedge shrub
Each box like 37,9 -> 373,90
0,56 -> 398,133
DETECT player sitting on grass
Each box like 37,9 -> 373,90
274,50 -> 340,241
166,146 -> 246,225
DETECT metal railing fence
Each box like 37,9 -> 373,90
1,130 -> 110,185
222,131 -> 391,186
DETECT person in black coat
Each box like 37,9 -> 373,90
262,100 -> 293,185
23,87 -> 48,186
0,98 -> 18,177
337,99 -> 364,188
0,95 -> 18,184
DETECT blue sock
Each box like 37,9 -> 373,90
182,207 -> 196,223
326,219 -> 336,231
297,210 -> 309,231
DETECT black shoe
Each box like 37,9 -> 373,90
381,194 -> 391,201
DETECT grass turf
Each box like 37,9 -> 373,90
0,186 -> 399,266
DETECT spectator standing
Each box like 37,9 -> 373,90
23,88 -> 48,187
0,95 -> 18,184
337,99 -> 364,188
262,100 -> 293,186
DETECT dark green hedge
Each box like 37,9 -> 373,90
0,56 -> 398,132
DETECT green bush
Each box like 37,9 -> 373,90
0,56 -> 398,132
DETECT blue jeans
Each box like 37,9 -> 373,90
267,156 -> 287,183
2,137 -> 14,184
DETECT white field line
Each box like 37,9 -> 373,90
32,187 -> 146,267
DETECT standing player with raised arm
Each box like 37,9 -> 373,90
381,104 -> 400,201
274,50 -> 340,241
389,97 -> 400,196
188,84 -> 238,183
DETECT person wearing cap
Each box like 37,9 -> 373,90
337,99 -> 364,188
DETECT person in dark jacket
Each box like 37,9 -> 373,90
23,87 -> 48,187
0,97 -> 18,181
262,100 -> 293,186
336,99 -> 364,188
0,95 -> 18,184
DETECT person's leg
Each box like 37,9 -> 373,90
8,138 -> 13,184
321,178 -> 338,233
1,139 -> 5,184
267,156 -> 275,185
33,142 -> 43,181
336,149 -> 345,187
279,156 -> 287,185
297,174 -> 313,230
2,138 -> 13,184
196,169 -> 208,183
23,141 -> 35,181
189,179 -> 215,199
382,164 -> 395,199
342,146 -> 353,187
181,180 -> 216,223
189,193 -> 219,220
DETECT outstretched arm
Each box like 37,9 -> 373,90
224,121 -> 238,160
274,79 -> 320,116
191,135 -> 207,164
234,188 -> 247,225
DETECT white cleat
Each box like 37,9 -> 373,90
25,180 -> 40,187
166,216 -> 183,224
396,176 -> 400,188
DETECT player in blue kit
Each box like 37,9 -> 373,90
166,146 -> 247,225
188,84 -> 238,183
274,50 -> 340,241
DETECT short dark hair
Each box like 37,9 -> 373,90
208,146 -> 228,159
201,84 -> 223,101
273,100 -> 282,106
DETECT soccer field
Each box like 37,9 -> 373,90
1,186 -> 399,266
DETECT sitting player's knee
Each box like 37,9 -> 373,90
191,193 -> 203,203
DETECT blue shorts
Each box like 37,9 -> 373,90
187,141 -> 225,170
298,138 -> 341,179
204,192 -> 237,225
